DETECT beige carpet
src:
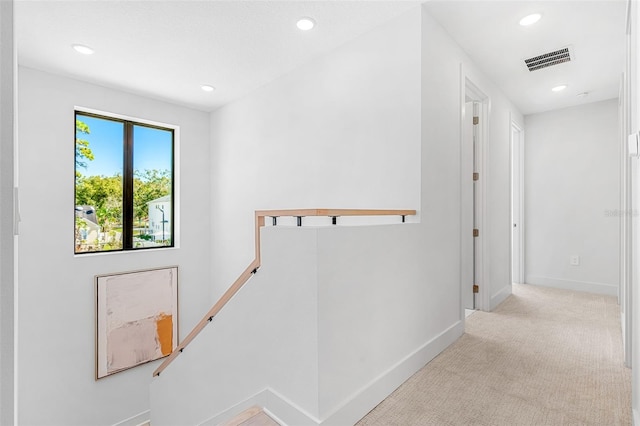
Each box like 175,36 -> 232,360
357,284 -> 631,426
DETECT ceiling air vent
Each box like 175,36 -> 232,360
524,47 -> 571,72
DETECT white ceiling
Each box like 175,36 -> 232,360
16,0 -> 627,115
16,0 -> 420,112
424,0 -> 627,115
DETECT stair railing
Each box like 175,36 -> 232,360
152,208 -> 416,377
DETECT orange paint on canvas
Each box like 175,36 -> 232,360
155,313 -> 173,356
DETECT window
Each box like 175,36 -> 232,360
75,111 -> 175,254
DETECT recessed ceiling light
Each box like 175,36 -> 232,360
201,85 -> 215,92
519,13 -> 542,26
297,17 -> 315,31
552,84 -> 568,92
72,44 -> 94,55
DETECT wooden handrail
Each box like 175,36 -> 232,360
152,261 -> 259,376
254,208 -> 417,217
153,208 -> 416,377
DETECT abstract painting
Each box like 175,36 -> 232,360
96,266 -> 178,379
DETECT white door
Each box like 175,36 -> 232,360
462,101 -> 474,310
463,77 -> 487,312
472,102 -> 482,308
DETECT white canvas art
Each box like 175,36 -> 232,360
96,267 -> 178,379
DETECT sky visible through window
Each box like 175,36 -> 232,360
134,125 -> 173,176
77,114 -> 172,177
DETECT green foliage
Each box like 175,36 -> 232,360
133,169 -> 172,222
75,169 -> 171,230
75,174 -> 123,230
75,119 -> 94,179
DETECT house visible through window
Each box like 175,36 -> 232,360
75,111 -> 175,253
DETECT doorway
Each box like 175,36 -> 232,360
511,120 -> 524,284
462,75 -> 488,313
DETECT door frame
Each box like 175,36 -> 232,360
510,117 -> 525,284
460,66 -> 490,313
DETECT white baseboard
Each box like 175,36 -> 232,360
318,320 -> 464,426
525,275 -> 618,296
490,285 -> 512,310
633,408 -> 639,426
196,320 -> 464,426
112,410 -> 150,426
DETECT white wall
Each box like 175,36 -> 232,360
151,226 -> 322,426
151,224 -> 464,426
315,225 -> 460,422
209,8 -> 422,299
0,1 -> 16,424
17,67 -> 211,425
484,92 -> 524,309
421,8 -> 523,311
524,100 -> 620,295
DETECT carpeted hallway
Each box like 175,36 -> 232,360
357,283 -> 631,426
